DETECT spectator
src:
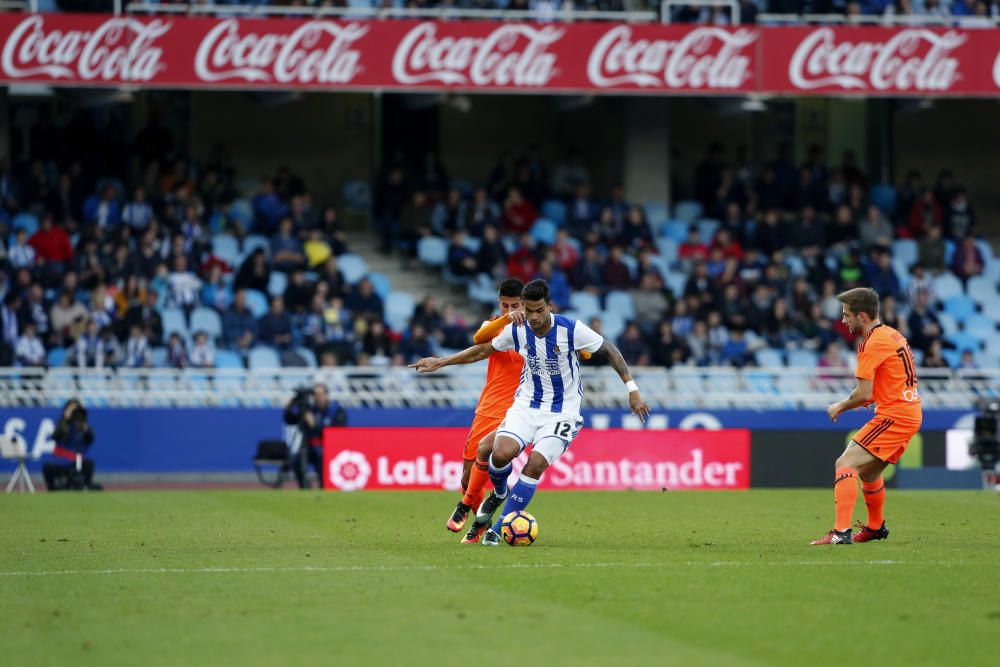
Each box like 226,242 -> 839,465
552,229 -> 579,273
571,244 -> 605,294
671,298 -> 695,338
621,206 -> 654,251
465,187 -> 500,235
399,190 -> 434,257
8,227 -> 36,269
190,331 -> 215,368
721,327 -> 751,368
907,289 -> 942,353
72,319 -> 102,368
617,322 -> 649,366
15,321 -> 45,367
166,332 -> 188,369
20,284 -> 51,346
917,224 -> 947,273
99,326 -> 122,368
447,231 -> 479,277
475,224 -> 507,276
859,204 -> 893,249
82,183 -> 122,229
222,290 -> 258,351
166,256 -> 202,311
124,324 -> 152,368
922,339 -> 948,368
122,187 -> 153,232
234,248 -> 270,293
679,226 -> 709,265
603,246 -> 633,290
951,234 -> 984,283
945,188 -> 976,240
551,148 -> 590,198
397,323 -> 435,364
434,188 -> 466,234
908,188 -> 941,238
344,278 -> 383,323
535,260 -> 570,310
258,296 -> 293,349
866,251 -> 902,300
507,234 -> 539,284
817,341 -> 848,381
500,186 -> 538,235
651,320 -> 689,367
271,216 -> 305,272
252,179 -> 287,233
29,213 -> 74,273
49,290 -> 88,347
632,272 -> 669,333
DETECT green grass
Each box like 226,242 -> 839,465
1,490 -> 997,667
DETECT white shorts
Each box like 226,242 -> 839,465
496,406 -> 583,465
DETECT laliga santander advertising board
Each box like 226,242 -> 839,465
323,428 -> 750,491
1,13 -> 997,93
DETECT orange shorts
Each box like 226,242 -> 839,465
464,414 -> 503,461
852,416 -> 921,464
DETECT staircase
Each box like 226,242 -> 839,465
343,229 -> 491,328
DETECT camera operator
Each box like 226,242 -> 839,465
283,383 -> 346,489
969,399 -> 999,490
43,399 -> 102,491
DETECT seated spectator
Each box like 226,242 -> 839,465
917,224 -> 947,273
651,320 -> 689,367
20,284 -> 51,347
686,320 -> 712,366
507,234 -> 539,284
271,216 -> 305,272
49,290 -> 88,347
907,289 -> 941,353
29,213 -> 74,276
433,188 -> 466,234
791,206 -> 825,255
535,260 -> 570,311
551,229 -> 579,273
200,264 -> 233,312
945,187 -> 975,240
464,187 -> 499,235
447,231 -> 479,277
124,324 -> 152,368
252,179 -> 287,233
951,234 -> 984,283
282,268 -> 313,314
594,206 -> 621,248
362,320 -> 395,360
959,349 -> 978,369
475,224 -> 507,277
908,188 -> 941,238
72,319 -> 102,368
122,186 -> 153,232
15,322 -> 46,367
721,327 -> 751,368
632,272 -> 669,333
621,206 -> 653,251
865,250 -> 902,300
304,228 -> 333,269
123,290 -> 163,347
617,322 -> 649,366
880,295 -> 908,337
234,248 -> 270,293
679,226 -> 709,265
827,204 -> 858,249
751,209 -> 785,256
571,245 -> 605,294
222,290 -> 258,351
817,341 -> 848,381
317,256 -> 347,299
82,183 -> 122,230
400,190 -> 434,256
858,204 -> 893,249
344,278 -> 384,323
166,332 -> 188,369
436,305 -> 470,350
500,186 -> 538,235
8,227 -> 36,269
99,326 -> 122,368
603,246 -> 633,291
922,339 -> 948,368
190,331 -> 215,368
397,323 -> 435,364
167,256 -> 202,311
258,296 -> 293,349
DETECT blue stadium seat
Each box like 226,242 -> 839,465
337,253 -> 368,284
229,199 -> 254,227
945,332 -> 980,354
785,254 -> 807,277
601,312 -> 626,342
150,347 -> 168,368
655,238 -> 678,266
936,312 -> 959,336
962,314 -> 996,343
931,274 -> 963,302
161,308 -> 188,338
664,272 -> 687,299
673,200 -> 703,224
542,200 -> 567,226
242,234 -> 270,259
891,239 -> 918,268
215,350 -> 244,369
12,212 -> 39,236
462,236 -> 481,254
644,202 -> 669,234
787,349 -> 819,368
568,292 -> 601,321
190,307 -> 223,342
212,235 -> 240,266
966,276 -> 998,305
696,219 -> 720,245
368,272 -> 391,300
385,292 -> 416,332
870,184 -> 897,217
244,289 -> 269,319
530,219 -> 558,246
417,237 -> 448,267
941,348 -> 962,368
754,348 -> 785,368
662,221 -> 688,243
468,273 -> 497,305
293,347 -> 318,368
645,255 -> 670,281
267,271 -> 288,297
46,347 -> 66,368
605,290 -> 636,321
248,346 -> 281,370
942,295 -> 977,322
618,253 -> 639,280
944,239 -> 956,266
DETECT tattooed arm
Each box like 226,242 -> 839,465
595,339 -> 651,422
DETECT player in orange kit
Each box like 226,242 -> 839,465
812,287 -> 923,545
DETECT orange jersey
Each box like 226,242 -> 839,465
474,316 -> 523,420
856,323 -> 922,423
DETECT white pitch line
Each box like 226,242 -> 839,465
0,560 -> 959,578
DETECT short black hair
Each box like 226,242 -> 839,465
498,278 -> 524,298
522,280 -> 550,303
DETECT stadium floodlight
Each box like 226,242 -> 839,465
0,434 -> 36,494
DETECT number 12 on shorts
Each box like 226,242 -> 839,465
553,421 -> 573,438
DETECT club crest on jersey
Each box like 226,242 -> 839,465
552,345 -> 561,353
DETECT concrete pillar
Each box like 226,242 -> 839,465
623,97 -> 671,209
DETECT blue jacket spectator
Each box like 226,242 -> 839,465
223,290 -> 258,350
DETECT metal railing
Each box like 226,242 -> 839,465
1,366 -> 996,410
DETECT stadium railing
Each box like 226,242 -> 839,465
1,366 -> 996,410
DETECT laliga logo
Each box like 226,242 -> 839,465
194,19 -> 367,84
789,28 -> 965,91
327,450 -> 371,491
391,22 -> 562,87
1,15 -> 169,81
587,26 -> 755,89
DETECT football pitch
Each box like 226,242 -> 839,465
1,489 -> 996,666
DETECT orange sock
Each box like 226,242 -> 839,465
862,477 -> 886,530
462,458 -> 490,509
834,467 -> 858,532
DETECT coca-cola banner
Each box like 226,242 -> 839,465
322,427 -> 750,491
0,13 -> 997,94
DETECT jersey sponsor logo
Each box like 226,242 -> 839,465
526,355 -> 562,377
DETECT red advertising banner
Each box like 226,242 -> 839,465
1,14 -> 996,95
322,427 -> 750,491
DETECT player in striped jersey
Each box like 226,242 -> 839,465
412,279 -> 650,545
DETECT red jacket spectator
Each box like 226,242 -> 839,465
908,189 -> 942,238
29,216 -> 74,263
507,236 -> 538,284
679,227 -> 709,262
501,187 -> 538,234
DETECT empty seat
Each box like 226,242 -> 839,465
190,307 -> 223,341
891,239 -> 918,268
244,290 -> 269,319
248,346 -> 281,370
787,349 -> 819,368
215,350 -> 244,369
368,272 -> 391,300
417,237 -> 448,266
931,274 -> 963,302
673,200 -> 704,224
696,219 -> 720,245
541,200 -> 567,226
942,295 -> 977,322
870,184 -> 897,217
655,238 -> 679,265
242,234 -> 270,258
754,348 -> 785,368
337,253 -> 368,284
161,308 -> 188,338
530,219 -> 558,246
605,290 -> 636,320
569,292 -> 600,320
268,271 -> 288,297
662,221 -> 689,243
644,202 -> 669,234
385,292 -> 416,332
212,235 -> 240,266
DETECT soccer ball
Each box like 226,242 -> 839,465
500,511 -> 539,546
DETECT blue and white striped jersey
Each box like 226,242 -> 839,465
491,314 -> 604,418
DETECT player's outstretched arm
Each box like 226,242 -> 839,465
595,340 -> 650,422
409,342 -> 495,374
827,379 -> 873,422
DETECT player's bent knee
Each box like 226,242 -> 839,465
477,434 -> 495,460
522,452 -> 550,478
492,436 -> 522,464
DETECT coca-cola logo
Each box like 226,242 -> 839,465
789,28 -> 966,91
327,450 -> 371,491
391,22 -> 562,87
194,19 -> 367,84
0,15 -> 169,82
587,26 -> 755,89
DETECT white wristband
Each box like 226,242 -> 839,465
625,380 -> 639,393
